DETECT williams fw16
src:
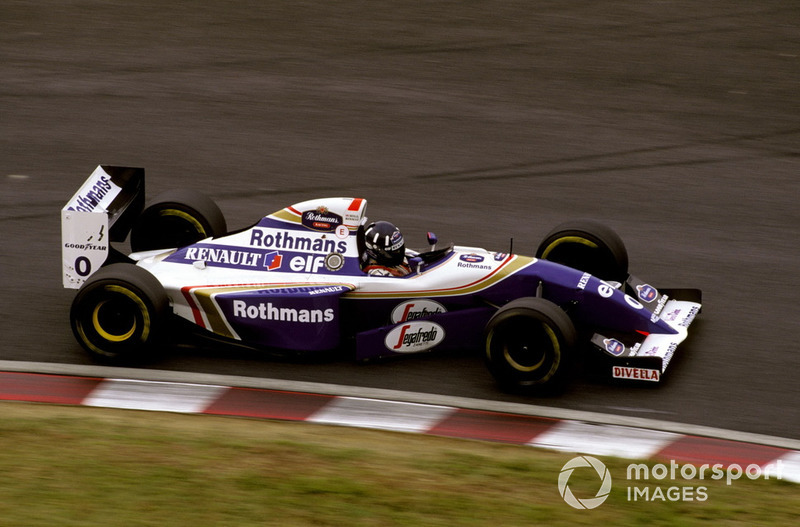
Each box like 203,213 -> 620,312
62,166 -> 702,394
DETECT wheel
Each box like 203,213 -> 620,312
130,189 -> 227,252
484,297 -> 577,394
535,219 -> 628,282
70,263 -> 168,364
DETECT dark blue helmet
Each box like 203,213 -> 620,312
364,221 -> 405,266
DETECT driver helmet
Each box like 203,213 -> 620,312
363,221 -> 405,266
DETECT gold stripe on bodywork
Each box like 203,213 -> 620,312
269,209 -> 301,224
344,255 -> 536,300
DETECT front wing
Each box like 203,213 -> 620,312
588,287 -> 702,382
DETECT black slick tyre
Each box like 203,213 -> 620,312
484,297 -> 577,394
70,264 -> 168,365
130,189 -> 227,252
535,219 -> 628,283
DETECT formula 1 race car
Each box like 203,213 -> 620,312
62,166 -> 702,393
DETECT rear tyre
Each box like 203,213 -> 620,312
484,297 -> 577,394
130,189 -> 227,252
535,219 -> 628,282
70,264 -> 168,365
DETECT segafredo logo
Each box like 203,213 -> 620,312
384,321 -> 445,353
390,300 -> 446,323
558,456 -> 612,509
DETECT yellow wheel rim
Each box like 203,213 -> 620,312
487,321 -> 561,383
502,323 -> 560,373
159,209 -> 206,237
89,285 -> 151,343
76,284 -> 153,358
540,236 -> 598,259
92,299 -> 137,341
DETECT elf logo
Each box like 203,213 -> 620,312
384,321 -> 445,353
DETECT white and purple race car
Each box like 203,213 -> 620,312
62,166 -> 702,393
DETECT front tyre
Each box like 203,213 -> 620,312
70,264 -> 168,365
535,219 -> 628,283
130,189 -> 227,252
484,297 -> 577,394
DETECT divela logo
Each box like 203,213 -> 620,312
558,456 -> 612,509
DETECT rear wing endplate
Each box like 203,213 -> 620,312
61,166 -> 145,289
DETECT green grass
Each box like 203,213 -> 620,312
0,402 -> 795,526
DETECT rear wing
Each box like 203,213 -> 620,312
61,166 -> 145,289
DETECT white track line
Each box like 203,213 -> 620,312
308,397 -> 453,433
83,379 -> 227,413
529,420 -> 681,458
3,360 -> 799,451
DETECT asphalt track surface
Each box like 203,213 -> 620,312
1,2 -> 798,440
